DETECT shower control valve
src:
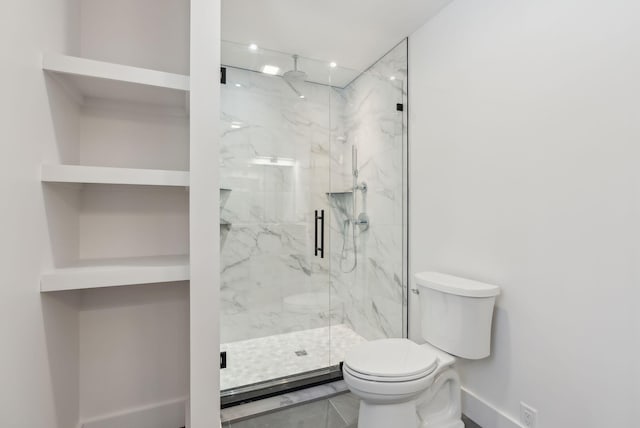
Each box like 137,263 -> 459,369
353,212 -> 370,231
354,182 -> 368,193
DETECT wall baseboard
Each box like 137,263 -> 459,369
461,388 -> 521,428
77,389 -> 516,428
79,397 -> 187,428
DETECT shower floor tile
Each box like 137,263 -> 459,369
221,324 -> 366,391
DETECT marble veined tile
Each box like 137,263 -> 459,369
327,40 -> 407,341
220,41 -> 407,352
227,391 -> 482,428
229,399 -> 348,428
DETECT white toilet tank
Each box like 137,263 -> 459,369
415,272 -> 500,360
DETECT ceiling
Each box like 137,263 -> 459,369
221,0 -> 453,75
221,40 -> 364,87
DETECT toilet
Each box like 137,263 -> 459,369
342,272 -> 500,428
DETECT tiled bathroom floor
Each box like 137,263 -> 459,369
221,324 -> 367,391
223,392 -> 483,428
223,393 -> 359,428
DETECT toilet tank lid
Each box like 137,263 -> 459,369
415,272 -> 500,298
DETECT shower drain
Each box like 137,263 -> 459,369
295,350 -> 308,356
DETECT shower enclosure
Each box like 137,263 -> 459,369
219,39 -> 408,403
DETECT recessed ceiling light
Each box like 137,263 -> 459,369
262,65 -> 280,75
231,121 -> 242,129
299,95 -> 305,99
248,43 -> 258,51
389,76 -> 396,81
329,62 -> 337,68
235,83 -> 242,88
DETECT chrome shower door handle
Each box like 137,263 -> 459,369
314,209 -> 324,258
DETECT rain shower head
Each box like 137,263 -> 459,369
283,70 -> 307,83
282,54 -> 307,97
282,54 -> 308,82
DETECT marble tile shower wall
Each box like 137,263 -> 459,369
220,40 -> 406,343
329,41 -> 407,340
220,67 -> 338,342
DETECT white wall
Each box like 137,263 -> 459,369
409,0 -> 640,427
81,0 -> 190,75
189,0 -> 221,425
0,0 -> 80,426
78,282 -> 189,420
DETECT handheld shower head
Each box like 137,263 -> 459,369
352,145 -> 358,178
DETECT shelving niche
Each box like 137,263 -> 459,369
42,53 -> 190,112
41,0 -> 192,427
41,254 -> 190,292
41,164 -> 190,187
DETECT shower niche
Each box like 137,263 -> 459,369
219,39 -> 408,401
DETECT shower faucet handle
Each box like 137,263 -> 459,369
353,212 -> 370,231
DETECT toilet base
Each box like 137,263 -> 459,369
351,367 -> 466,428
358,399 -> 418,428
355,400 -> 464,428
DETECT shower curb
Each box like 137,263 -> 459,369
220,380 -> 348,423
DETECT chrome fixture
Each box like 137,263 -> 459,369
282,54 -> 307,98
355,212 -> 369,231
354,182 -> 368,193
340,145 -> 370,272
351,145 -> 369,229
351,145 -> 367,193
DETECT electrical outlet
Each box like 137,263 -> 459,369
520,402 -> 537,428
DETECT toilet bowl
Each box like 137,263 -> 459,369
343,338 -> 440,428
343,272 -> 500,428
343,339 -> 461,428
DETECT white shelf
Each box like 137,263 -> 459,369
41,255 -> 189,292
42,53 -> 190,110
41,164 -> 190,187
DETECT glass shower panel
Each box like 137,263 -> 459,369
328,39 -> 408,344
219,42 -> 336,394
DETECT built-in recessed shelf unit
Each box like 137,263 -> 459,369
40,255 -> 189,292
41,164 -> 190,187
42,53 -> 190,110
38,1 -> 192,425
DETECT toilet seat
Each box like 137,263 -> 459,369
343,338 -> 439,383
343,363 -> 436,383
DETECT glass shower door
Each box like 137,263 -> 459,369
219,42 -> 335,399
218,38 -> 409,403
